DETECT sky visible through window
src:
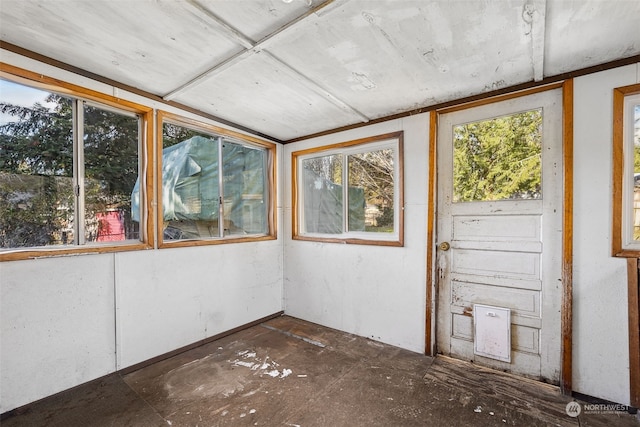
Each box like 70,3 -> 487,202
0,79 -> 56,125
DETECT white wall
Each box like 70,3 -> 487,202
1,255 -> 117,413
0,50 -> 285,413
0,242 -> 283,413
283,115 -> 429,353
572,63 -> 639,405
1,47 -> 638,411
115,242 -> 283,369
283,63 -> 640,406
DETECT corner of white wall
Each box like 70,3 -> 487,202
282,114 -> 430,354
572,62 -> 640,405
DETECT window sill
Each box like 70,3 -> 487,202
0,242 -> 153,262
292,234 -> 403,247
158,233 -> 277,249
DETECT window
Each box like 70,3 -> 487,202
453,109 -> 542,202
0,73 -> 151,258
292,132 -> 403,246
156,112 -> 275,246
613,83 -> 640,256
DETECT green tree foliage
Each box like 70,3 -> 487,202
0,91 -> 140,247
0,172 -> 72,247
631,108 -> 640,239
0,94 -> 74,247
84,105 -> 139,199
83,105 -> 139,241
163,122 -> 199,148
453,109 -> 542,202
0,94 -> 73,175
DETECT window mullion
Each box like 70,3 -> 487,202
217,136 -> 224,237
343,153 -> 348,234
138,114 -> 145,243
74,100 -> 86,245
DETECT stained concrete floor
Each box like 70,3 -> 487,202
3,315 -> 639,427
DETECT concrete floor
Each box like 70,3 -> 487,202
3,316 -> 639,427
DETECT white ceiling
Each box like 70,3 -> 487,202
1,0 -> 639,142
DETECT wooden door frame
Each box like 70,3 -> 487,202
425,80 -> 574,395
627,259 -> 640,408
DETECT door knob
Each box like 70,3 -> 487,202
439,241 -> 450,251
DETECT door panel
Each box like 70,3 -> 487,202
436,89 -> 563,383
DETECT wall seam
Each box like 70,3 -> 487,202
113,253 -> 118,373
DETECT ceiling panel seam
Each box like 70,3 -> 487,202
249,0 -> 345,49
263,51 -> 369,122
525,0 -> 547,82
184,0 -> 254,49
163,0 -> 369,123
162,49 -> 257,100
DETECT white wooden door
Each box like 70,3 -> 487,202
436,89 -> 563,383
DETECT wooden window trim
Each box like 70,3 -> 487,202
291,131 -> 404,247
156,111 -> 277,249
612,83 -> 640,257
627,258 -> 640,408
0,63 -> 154,261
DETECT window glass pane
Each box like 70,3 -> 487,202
302,155 -> 343,234
222,141 -> 267,236
348,148 -> 395,232
83,104 -> 140,243
161,123 -> 220,240
0,81 -> 74,248
453,109 -> 542,202
633,104 -> 640,240
294,132 -> 402,244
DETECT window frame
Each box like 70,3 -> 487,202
156,111 -> 277,248
612,83 -> 640,257
292,131 -> 404,246
0,64 -> 153,261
